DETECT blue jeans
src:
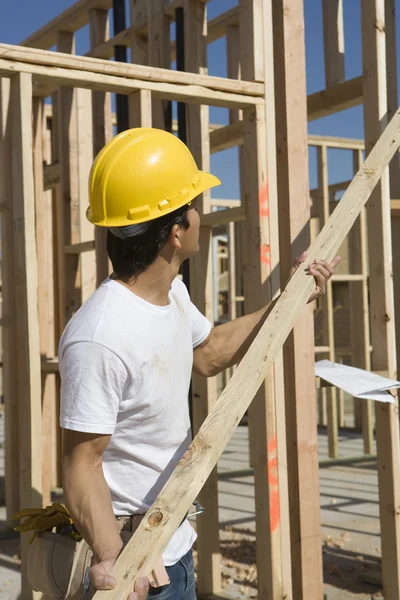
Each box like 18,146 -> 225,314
147,550 -> 196,599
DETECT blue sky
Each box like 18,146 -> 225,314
0,0 -> 399,199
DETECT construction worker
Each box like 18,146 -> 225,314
60,128 -> 340,600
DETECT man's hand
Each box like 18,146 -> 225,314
89,559 -> 150,600
289,251 -> 341,303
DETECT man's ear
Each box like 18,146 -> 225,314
168,223 -> 183,249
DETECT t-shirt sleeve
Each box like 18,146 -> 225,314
60,341 -> 127,434
189,301 -> 212,348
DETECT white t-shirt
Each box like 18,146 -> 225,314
59,277 -> 212,566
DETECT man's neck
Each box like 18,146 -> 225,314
113,256 -> 181,306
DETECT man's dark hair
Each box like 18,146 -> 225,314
107,204 -> 190,279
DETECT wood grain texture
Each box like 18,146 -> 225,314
89,8 -> 112,286
362,3 -> 400,598
11,72 -> 43,600
92,98 -> 400,600
0,43 -> 263,98
184,1 -> 221,594
0,77 -> 19,522
322,0 -> 345,87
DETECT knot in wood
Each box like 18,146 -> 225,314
147,510 -> 164,528
374,19 -> 385,33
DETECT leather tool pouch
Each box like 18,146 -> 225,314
27,531 -> 92,600
26,515 -> 169,598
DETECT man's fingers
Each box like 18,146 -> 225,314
134,577 -> 150,599
89,572 -> 116,590
330,255 -> 341,269
289,251 -> 308,278
308,262 -> 332,281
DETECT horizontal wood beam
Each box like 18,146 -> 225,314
0,59 -> 261,110
20,0 -> 113,50
64,241 -> 95,254
0,43 -> 263,98
200,207 -> 246,227
308,134 -> 364,150
41,358 -> 59,373
307,76 -> 363,121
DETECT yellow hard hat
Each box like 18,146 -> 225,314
87,128 -> 221,227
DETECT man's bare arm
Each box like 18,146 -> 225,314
62,430 -> 123,564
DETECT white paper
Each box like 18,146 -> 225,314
315,360 -> 397,403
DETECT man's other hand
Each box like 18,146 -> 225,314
288,252 -> 341,303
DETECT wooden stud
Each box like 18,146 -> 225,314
76,87 -> 96,303
89,8 -> 113,286
10,71 -> 43,597
0,78 -> 19,522
322,0 -> 345,87
349,148 -> 373,452
318,145 -> 339,458
361,2 -> 400,598
148,0 -> 172,129
33,97 -> 57,506
307,76 -> 363,121
272,0 -> 323,596
239,0 -> 292,597
183,1 -> 221,595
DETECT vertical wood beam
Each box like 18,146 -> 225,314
148,0 -> 172,130
33,97 -> 56,506
361,2 -> 400,598
240,1 -> 292,597
11,71 -> 43,597
184,1 -> 221,596
322,0 -> 345,87
385,0 -> 400,394
129,0 -> 151,128
349,149 -> 373,453
76,87 -> 96,303
0,78 -> 19,522
273,1 -> 323,597
89,8 -> 113,286
55,32 -> 80,330
318,146 -> 338,458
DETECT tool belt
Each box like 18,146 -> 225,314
13,504 -> 171,599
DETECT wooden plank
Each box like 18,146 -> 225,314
308,134 -> 364,150
76,87 -> 96,303
43,161 -> 60,190
307,76 -> 363,121
0,44 -> 264,98
10,71 -> 43,598
0,78 -> 19,522
318,146 -> 338,459
33,97 -> 57,506
240,1 -> 292,597
92,87 -> 400,600
322,0 -> 345,87
55,32 -> 81,328
148,0 -> 172,129
385,0 -> 400,404
65,241 -> 96,254
272,0 -> 323,597
210,121 -> 243,153
200,207 -> 245,227
349,149 -> 373,452
20,0 -> 113,49
361,3 -> 400,598
0,58 -> 262,109
183,1 -> 221,595
89,8 -> 113,287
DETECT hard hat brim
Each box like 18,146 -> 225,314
87,169 -> 222,227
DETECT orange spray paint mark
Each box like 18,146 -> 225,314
267,435 -> 280,533
260,244 -> 271,265
259,182 -> 269,217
